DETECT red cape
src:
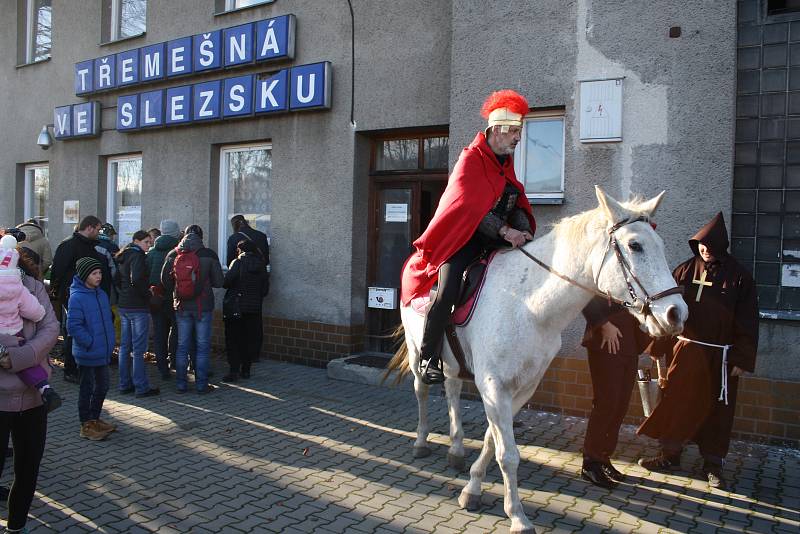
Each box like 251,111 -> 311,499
400,132 -> 535,305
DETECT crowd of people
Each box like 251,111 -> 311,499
0,214 -> 269,532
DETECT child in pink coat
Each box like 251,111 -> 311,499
0,235 -> 61,412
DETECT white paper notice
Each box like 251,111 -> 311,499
782,264 -> 800,288
385,203 -> 408,223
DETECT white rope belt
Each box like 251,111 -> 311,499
676,335 -> 733,405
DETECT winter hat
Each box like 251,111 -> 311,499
184,224 -> 203,239
0,235 -> 19,273
75,257 -> 102,282
99,223 -> 117,237
160,219 -> 180,238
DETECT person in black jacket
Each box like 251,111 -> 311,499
579,296 -> 650,489
50,216 -> 111,382
222,239 -> 270,381
115,230 -> 159,398
226,215 -> 270,267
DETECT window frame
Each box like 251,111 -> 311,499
22,0 -> 51,65
107,0 -> 146,43
106,154 -> 143,243
217,142 -> 273,262
216,0 -> 275,15
369,132 -> 450,175
514,109 -> 567,205
23,163 -> 49,237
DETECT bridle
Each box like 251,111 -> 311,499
518,216 -> 683,317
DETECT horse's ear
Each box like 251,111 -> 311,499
595,185 -> 627,225
638,190 -> 666,218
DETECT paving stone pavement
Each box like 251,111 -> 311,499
3,359 -> 798,533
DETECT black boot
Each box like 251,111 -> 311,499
222,371 -> 239,383
581,460 -> 617,489
419,356 -> 444,385
601,461 -> 626,482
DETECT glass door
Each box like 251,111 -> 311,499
366,179 -> 445,353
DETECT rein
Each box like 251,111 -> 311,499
517,217 -> 683,316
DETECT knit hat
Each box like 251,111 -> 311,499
75,257 -> 102,282
0,235 -> 19,274
99,223 -> 117,236
159,219 -> 180,238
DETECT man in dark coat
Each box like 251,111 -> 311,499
50,216 -> 112,382
637,212 -> 759,489
222,239 -> 270,382
400,89 -> 536,384
226,215 -> 270,267
580,297 -> 650,489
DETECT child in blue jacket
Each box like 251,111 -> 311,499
66,258 -> 116,441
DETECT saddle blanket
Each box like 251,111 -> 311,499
409,251 -> 497,327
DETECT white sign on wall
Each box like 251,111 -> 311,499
368,287 -> 397,309
579,78 -> 623,143
63,200 -> 80,224
385,203 -> 408,222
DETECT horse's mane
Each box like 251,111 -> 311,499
552,196 -> 652,244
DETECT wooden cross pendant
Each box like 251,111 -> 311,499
692,269 -> 713,302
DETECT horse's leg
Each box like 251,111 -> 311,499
483,382 -> 535,534
458,426 -> 494,511
412,374 -> 432,458
444,376 -> 465,471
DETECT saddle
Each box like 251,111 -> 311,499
410,251 -> 499,380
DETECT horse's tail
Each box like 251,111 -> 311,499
382,323 -> 411,386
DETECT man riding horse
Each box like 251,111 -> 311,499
400,90 -> 536,384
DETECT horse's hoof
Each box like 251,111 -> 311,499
447,453 -> 466,472
510,525 -> 537,534
457,491 -> 481,511
413,446 -> 432,458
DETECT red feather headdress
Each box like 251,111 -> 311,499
480,90 -> 529,119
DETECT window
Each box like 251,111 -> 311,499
218,144 -> 272,261
217,0 -> 274,13
373,135 -> 449,172
102,0 -> 146,43
768,1 -> 800,15
18,0 -> 51,64
107,155 -> 142,244
23,164 -> 49,237
514,110 -> 566,204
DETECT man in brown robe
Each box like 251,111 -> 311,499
580,297 -> 651,489
637,212 -> 759,489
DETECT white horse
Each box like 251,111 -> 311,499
386,187 -> 688,533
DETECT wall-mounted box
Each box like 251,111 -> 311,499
579,78 -> 623,143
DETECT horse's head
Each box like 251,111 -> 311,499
592,186 -> 687,338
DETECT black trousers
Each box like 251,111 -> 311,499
61,305 -> 77,376
224,313 -> 263,373
0,405 -> 47,530
419,237 -> 484,360
583,349 -> 638,463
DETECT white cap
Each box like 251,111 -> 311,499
0,235 -> 19,272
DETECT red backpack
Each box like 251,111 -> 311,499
173,249 -> 202,300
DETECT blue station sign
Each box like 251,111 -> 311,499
55,13 -> 330,140
74,14 -> 296,95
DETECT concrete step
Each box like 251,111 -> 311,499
327,352 -> 421,392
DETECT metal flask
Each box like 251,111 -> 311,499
638,378 -> 662,418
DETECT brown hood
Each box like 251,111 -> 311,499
689,212 -> 729,258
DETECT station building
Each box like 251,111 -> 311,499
0,0 -> 797,445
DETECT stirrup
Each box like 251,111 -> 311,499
419,357 -> 445,385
